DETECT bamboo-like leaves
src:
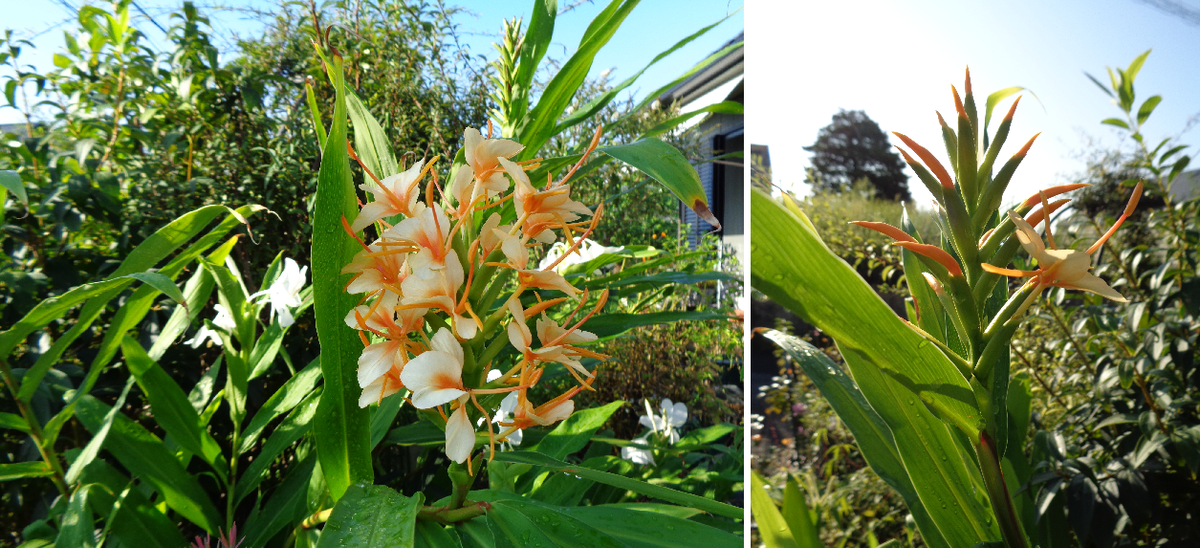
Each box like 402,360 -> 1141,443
75,395 -> 223,533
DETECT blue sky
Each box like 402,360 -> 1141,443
748,0 -> 1200,210
1,0 -> 744,125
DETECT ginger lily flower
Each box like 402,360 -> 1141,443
982,182 -> 1143,316
250,258 -> 308,328
621,435 -> 655,465
400,328 -> 468,408
350,159 -> 428,232
639,398 -> 688,444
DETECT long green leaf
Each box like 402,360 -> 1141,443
75,395 -> 223,533
312,53 -> 374,500
554,11 -> 738,135
558,504 -> 741,548
782,475 -> 822,548
0,461 -> 54,481
120,335 -> 227,475
598,137 -> 718,228
77,459 -> 186,548
316,483 -> 423,548
346,87 -> 399,180
241,454 -> 318,548
532,401 -> 622,460
639,101 -> 744,139
763,331 -> 948,548
238,357 -> 322,454
56,484 -> 97,548
491,451 -> 741,519
582,310 -> 731,338
484,498 -> 619,548
512,0 -> 557,121
64,376 -> 135,485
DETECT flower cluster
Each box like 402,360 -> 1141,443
342,126 -> 610,466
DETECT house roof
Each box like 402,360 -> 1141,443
657,31 -> 743,107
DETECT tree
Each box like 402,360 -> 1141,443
803,109 -> 912,201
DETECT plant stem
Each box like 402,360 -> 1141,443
976,431 -> 1027,548
0,358 -> 68,496
417,501 -> 489,523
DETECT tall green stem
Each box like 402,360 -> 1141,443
0,358 -> 68,496
976,431 -> 1027,548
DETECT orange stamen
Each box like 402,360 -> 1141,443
1087,181 -> 1143,255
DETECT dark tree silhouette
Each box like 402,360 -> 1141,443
804,109 -> 912,201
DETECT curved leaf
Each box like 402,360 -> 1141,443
598,137 -> 718,228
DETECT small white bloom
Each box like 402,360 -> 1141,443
638,398 -> 688,444
621,435 -> 654,465
183,304 -> 237,348
493,391 -> 523,447
250,258 -> 308,328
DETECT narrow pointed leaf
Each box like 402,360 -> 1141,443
312,54 -> 374,500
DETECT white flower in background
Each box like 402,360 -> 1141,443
476,370 -> 523,449
250,258 -> 308,328
183,304 -> 237,349
492,392 -> 524,448
537,238 -> 623,276
621,435 -> 654,465
638,398 -> 688,444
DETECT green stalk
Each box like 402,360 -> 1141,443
0,358 -> 68,496
976,431 -> 1028,548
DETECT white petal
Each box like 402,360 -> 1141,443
358,380 -> 383,408
1007,211 -> 1054,265
445,405 -> 476,464
357,342 -> 397,388
1069,272 -> 1128,302
428,328 -> 463,366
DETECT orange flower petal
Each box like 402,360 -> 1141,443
849,221 -> 916,243
892,241 -> 963,277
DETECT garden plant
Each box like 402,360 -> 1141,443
0,0 -> 745,545
752,53 -> 1195,547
